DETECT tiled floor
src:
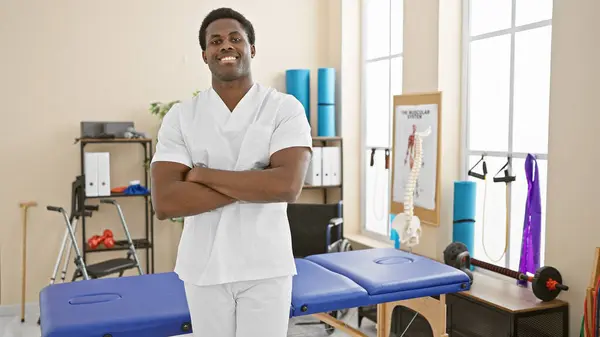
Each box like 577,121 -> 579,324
0,308 -> 41,337
0,305 -> 377,337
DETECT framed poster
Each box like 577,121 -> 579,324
390,92 -> 442,227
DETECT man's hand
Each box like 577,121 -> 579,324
151,161 -> 236,220
185,147 -> 311,203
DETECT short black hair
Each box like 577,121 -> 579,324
198,8 -> 255,51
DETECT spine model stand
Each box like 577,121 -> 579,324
392,126 -> 431,250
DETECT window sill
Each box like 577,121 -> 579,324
345,233 -> 394,249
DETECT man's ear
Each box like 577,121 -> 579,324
202,51 -> 208,64
250,45 -> 256,58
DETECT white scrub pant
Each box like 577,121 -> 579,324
184,275 -> 293,337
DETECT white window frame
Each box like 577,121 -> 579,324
359,0 -> 403,242
460,0 -> 552,268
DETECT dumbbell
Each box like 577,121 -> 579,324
87,229 -> 114,249
443,242 -> 569,302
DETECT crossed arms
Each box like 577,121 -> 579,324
151,147 -> 311,220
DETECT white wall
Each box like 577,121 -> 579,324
545,0 -> 600,334
0,0 -> 346,306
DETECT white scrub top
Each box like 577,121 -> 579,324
151,83 -> 312,286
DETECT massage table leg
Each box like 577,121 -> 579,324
376,295 -> 448,337
309,295 -> 449,337
313,313 -> 370,337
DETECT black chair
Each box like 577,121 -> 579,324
287,201 -> 350,258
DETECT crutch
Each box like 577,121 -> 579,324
19,201 -> 37,323
46,206 -> 89,280
48,217 -> 77,286
38,218 -> 76,326
101,199 -> 144,275
49,205 -> 97,285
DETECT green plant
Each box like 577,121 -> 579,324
148,90 -> 200,120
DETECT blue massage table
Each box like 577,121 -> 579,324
39,248 -> 471,337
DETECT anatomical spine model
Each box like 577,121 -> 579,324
392,126 -> 431,249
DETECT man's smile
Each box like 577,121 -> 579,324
218,55 -> 239,64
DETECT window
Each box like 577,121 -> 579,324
360,0 -> 403,240
462,0 -> 553,270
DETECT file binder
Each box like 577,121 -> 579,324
305,147 -> 322,186
84,152 -> 111,197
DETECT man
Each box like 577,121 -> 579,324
150,7 -> 312,337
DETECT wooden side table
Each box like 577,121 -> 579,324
447,271 -> 569,336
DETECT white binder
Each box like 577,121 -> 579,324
84,152 -> 98,197
322,146 -> 342,186
96,152 -> 111,196
321,147 -> 332,186
305,147 -> 322,186
329,146 -> 342,186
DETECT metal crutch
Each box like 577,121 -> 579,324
100,199 -> 144,275
58,206 -> 98,282
57,218 -> 78,283
46,206 -> 89,280
48,217 -> 75,286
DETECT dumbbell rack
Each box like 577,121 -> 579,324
77,137 -> 155,274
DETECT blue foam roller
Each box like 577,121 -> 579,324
390,229 -> 400,249
286,69 -> 310,122
318,68 -> 335,105
453,181 -> 476,268
318,104 -> 336,137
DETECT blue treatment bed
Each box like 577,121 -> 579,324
39,248 -> 471,337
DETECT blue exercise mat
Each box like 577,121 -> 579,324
318,67 -> 335,105
286,69 -> 310,122
317,104 -> 336,137
453,181 -> 476,258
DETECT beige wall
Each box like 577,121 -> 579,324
545,0 -> 600,334
0,0 -> 346,306
399,0 -> 463,260
2,1 -> 597,334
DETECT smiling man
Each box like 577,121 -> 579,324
150,7 -> 312,337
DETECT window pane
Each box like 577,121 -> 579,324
509,157 -> 547,271
365,149 -> 391,236
365,0 -> 390,60
391,56 -> 403,96
468,35 -> 511,152
365,59 -> 391,148
469,0 -> 512,36
512,26 -> 552,154
468,155 -> 510,267
516,0 -> 553,26
390,0 -> 403,55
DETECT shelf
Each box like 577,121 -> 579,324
85,238 -> 152,253
303,184 -> 342,189
80,137 -> 152,144
313,136 -> 342,142
85,192 -> 150,199
78,133 -> 155,274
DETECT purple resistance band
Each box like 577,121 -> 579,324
517,154 -> 542,287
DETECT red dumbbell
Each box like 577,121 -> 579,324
87,229 -> 115,249
104,237 -> 115,248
